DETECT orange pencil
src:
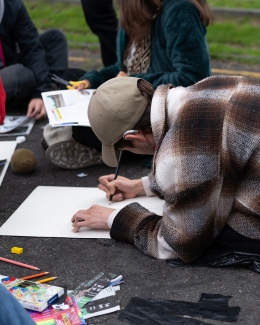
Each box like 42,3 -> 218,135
36,277 -> 58,284
0,256 -> 40,270
20,271 -> 50,280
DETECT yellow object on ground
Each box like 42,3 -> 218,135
11,247 -> 24,254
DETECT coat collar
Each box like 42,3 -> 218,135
151,84 -> 174,174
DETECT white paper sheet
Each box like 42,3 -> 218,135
42,89 -> 94,127
0,141 -> 17,186
0,116 -> 35,136
0,186 -> 163,238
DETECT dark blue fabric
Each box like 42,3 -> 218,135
0,284 -> 36,325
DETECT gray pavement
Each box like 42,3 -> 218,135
1,60 -> 260,324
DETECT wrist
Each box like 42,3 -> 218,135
133,179 -> 145,196
83,80 -> 90,88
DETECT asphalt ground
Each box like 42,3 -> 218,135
0,53 -> 260,325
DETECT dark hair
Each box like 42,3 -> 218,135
118,0 -> 213,49
119,0 -> 161,48
190,0 -> 213,26
115,79 -> 154,150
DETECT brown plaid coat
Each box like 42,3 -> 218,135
110,75 -> 260,262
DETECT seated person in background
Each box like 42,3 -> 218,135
81,0 -> 118,67
42,0 -> 213,169
72,76 -> 260,262
0,0 -> 68,120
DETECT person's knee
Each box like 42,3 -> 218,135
40,29 -> 67,47
11,64 -> 35,93
0,64 -> 36,100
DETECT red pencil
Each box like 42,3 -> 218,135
0,257 -> 40,270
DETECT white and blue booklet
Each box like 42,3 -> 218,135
41,89 -> 95,127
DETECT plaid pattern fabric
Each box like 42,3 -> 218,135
111,75 -> 260,262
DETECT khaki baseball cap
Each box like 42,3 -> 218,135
88,77 -> 150,167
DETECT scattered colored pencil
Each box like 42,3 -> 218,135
0,256 -> 40,270
36,277 -> 58,284
20,271 -> 50,280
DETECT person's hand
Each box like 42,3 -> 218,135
71,205 -> 115,232
27,98 -> 46,120
98,175 -> 145,202
67,80 -> 90,91
117,71 -> 128,77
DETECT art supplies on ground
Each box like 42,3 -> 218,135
21,272 -> 50,280
0,186 -> 163,238
0,256 -> 40,270
72,272 -> 117,308
37,277 -> 58,284
81,295 -> 120,319
0,141 -> 17,185
1,276 -> 64,312
70,272 -> 122,320
41,89 -> 95,127
28,295 -> 85,325
1,271 -> 122,323
51,296 -> 85,325
0,115 -> 35,136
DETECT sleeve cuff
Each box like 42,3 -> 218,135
107,208 -> 121,228
141,176 -> 155,197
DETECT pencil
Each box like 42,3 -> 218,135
20,271 -> 50,280
0,256 -> 40,270
36,277 -> 58,283
109,150 -> 123,205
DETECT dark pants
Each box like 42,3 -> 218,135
217,224 -> 260,253
0,29 -> 68,104
81,0 -> 117,67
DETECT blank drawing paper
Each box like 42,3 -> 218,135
0,186 -> 164,239
0,141 -> 17,186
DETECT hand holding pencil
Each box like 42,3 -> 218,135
98,175 -> 145,202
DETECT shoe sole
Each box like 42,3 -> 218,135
46,140 -> 103,169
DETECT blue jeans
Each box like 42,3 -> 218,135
0,284 -> 36,325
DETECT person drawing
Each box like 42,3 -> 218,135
0,0 -> 68,120
71,76 -> 260,262
42,0 -> 213,169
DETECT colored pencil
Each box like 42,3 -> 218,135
109,150 -> 123,204
36,277 -> 57,283
0,256 -> 40,270
20,271 -> 50,280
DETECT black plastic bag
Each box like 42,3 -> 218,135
119,309 -> 213,325
118,297 -> 213,325
199,293 -> 231,311
118,297 -> 240,324
167,243 -> 260,273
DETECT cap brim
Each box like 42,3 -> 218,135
102,143 -> 118,167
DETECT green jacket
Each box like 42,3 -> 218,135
81,0 -> 211,88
